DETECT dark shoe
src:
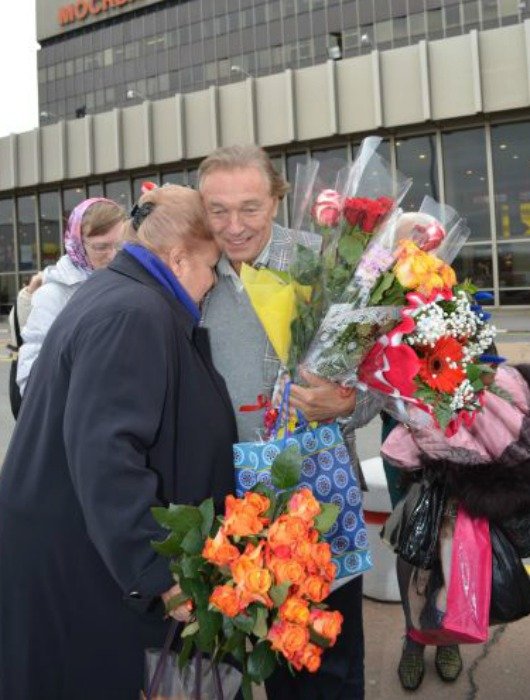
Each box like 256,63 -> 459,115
435,645 -> 463,682
398,644 -> 425,691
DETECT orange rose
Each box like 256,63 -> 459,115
223,494 -> 267,537
300,575 -> 330,603
231,542 -> 265,585
296,642 -> 323,673
267,621 -> 310,661
310,542 -> 332,570
322,561 -> 338,583
288,488 -> 321,522
209,584 -> 241,618
279,596 -> 311,625
202,528 -> 240,567
310,609 -> 343,646
243,492 -> 270,515
394,240 -> 456,294
269,558 -> 306,587
267,515 -> 309,549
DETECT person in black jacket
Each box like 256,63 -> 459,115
0,185 -> 237,700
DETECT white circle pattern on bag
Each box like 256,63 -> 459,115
330,493 -> 345,512
347,486 -> 362,507
355,529 -> 369,549
342,511 -> 358,532
302,457 -> 317,478
257,472 -> 272,487
239,469 -> 257,490
262,443 -> 281,465
233,446 -> 244,466
315,475 -> 332,496
331,535 -> 350,554
335,444 -> 350,464
344,552 -> 362,573
302,432 -> 318,451
320,427 -> 335,446
333,468 -> 349,489
317,450 -> 333,471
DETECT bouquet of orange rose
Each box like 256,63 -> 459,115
150,458 -> 343,700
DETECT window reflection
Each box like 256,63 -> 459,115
39,192 -> 61,267
17,196 -> 38,272
0,274 -> 18,313
63,186 -> 86,230
395,135 -> 439,211
105,180 -> 131,210
497,242 -> 530,289
491,122 -> 530,241
443,128 -> 490,242
452,245 -> 494,289
286,152 -> 309,226
133,175 -> 159,201
0,199 -> 15,273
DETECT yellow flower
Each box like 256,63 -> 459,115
394,240 -> 456,294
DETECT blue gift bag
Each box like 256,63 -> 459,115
233,421 -> 372,580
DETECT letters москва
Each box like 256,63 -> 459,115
58,0 -> 142,27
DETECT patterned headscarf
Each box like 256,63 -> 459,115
64,197 -> 116,271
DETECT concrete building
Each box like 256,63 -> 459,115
0,0 -> 529,329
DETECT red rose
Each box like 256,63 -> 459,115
343,196 -> 394,233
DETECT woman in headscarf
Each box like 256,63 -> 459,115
0,185 -> 237,699
16,197 -> 126,396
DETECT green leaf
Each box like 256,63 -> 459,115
232,613 -> 256,634
338,235 -> 364,266
309,628 -> 331,648
369,272 -> 395,305
151,504 -> 203,535
253,606 -> 269,639
487,382 -> 513,403
247,641 -> 277,683
178,634 -> 195,670
181,620 -> 199,638
434,402 -> 454,430
269,582 -> 291,607
165,591 -> 191,611
196,607 -> 222,653
180,577 -> 210,609
180,554 -> 206,579
198,498 -> 215,538
180,527 -> 205,555
150,532 -> 184,557
271,446 -> 302,490
314,502 -> 340,534
272,490 -> 294,520
241,673 -> 254,700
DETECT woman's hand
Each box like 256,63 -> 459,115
161,583 -> 193,623
289,368 -> 357,422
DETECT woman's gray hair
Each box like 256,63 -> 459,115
198,145 -> 290,200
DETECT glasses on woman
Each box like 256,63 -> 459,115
83,240 -> 123,253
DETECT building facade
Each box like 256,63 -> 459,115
0,1 -> 528,327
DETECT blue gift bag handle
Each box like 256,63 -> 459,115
272,381 -> 309,446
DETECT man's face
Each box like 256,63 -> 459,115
200,166 -> 279,270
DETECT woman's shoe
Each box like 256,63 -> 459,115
435,645 -> 463,682
398,643 -> 425,691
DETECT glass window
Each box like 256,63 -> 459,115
161,172 -> 185,186
286,152 -> 309,224
39,192 -> 61,266
452,245 -> 494,289
132,175 -> 159,201
87,183 -> 104,198
105,180 -> 131,210
443,128 -> 490,242
497,241 -> 530,292
62,186 -> 86,229
0,199 -> 15,273
17,195 -> 38,271
499,0 -> 520,21
395,135 -> 439,211
103,48 -> 113,66
187,169 -> 199,189
491,122 -> 530,241
311,146 -> 349,190
0,274 -> 18,313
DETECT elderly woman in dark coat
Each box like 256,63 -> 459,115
0,185 -> 237,699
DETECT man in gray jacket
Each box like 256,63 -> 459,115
200,145 -> 380,699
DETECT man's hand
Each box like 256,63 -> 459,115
161,583 -> 193,622
289,368 -> 357,422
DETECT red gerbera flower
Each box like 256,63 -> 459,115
418,337 -> 466,393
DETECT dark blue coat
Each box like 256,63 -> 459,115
0,251 -> 237,699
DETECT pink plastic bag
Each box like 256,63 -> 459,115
408,505 -> 492,645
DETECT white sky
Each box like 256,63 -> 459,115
0,0 -> 39,138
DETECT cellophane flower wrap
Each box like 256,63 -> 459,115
151,459 -> 343,700
285,136 -> 412,379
